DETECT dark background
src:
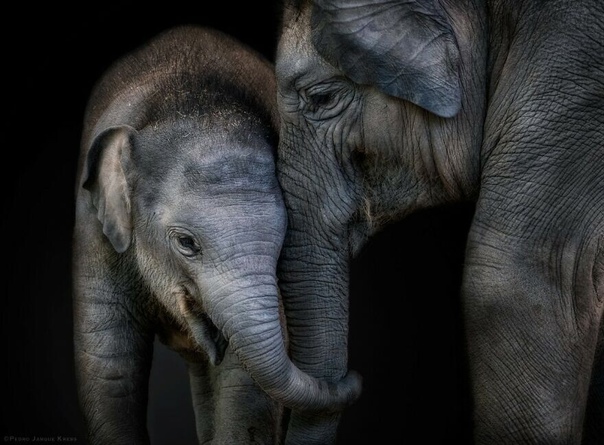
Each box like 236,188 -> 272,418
3,2 -> 475,443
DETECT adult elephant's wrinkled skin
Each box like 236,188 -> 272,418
273,1 -> 604,444
72,24 -> 360,445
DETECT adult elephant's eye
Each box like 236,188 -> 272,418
300,79 -> 354,121
171,230 -> 202,257
306,91 -> 335,113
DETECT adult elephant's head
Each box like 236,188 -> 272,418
275,0 -> 486,441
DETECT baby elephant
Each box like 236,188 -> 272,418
72,25 -> 358,445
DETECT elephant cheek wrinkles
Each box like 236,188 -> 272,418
282,152 -> 358,239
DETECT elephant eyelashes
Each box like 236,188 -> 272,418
171,231 -> 202,257
300,80 -> 353,120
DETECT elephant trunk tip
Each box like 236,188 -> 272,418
326,369 -> 363,412
292,369 -> 363,414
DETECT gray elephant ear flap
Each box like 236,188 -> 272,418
311,0 -> 462,118
82,126 -> 135,253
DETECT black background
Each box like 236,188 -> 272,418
3,2 -> 476,444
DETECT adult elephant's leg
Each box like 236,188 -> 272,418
462,198 -> 603,444
73,253 -> 154,445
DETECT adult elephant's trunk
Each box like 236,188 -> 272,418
270,117 -> 362,439
277,211 -> 355,444
184,257 -> 361,414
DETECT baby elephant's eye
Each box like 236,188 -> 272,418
174,233 -> 202,257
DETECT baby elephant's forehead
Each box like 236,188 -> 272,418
136,117 -> 277,190
178,148 -> 277,191
138,144 -> 279,223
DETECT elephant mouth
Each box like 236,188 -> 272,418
178,293 -> 228,366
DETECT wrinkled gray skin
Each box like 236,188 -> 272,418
72,25 -> 359,445
274,1 -> 604,444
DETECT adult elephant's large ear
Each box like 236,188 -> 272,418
83,125 -> 135,253
311,0 -> 462,118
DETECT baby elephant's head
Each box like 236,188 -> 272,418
83,113 -> 360,413
84,111 -> 285,363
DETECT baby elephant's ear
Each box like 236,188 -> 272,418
312,0 -> 461,118
83,125 -> 136,253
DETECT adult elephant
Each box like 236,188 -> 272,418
274,0 -> 603,443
